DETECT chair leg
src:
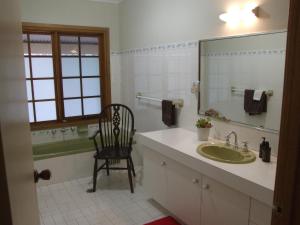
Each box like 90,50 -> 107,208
105,159 -> 110,176
127,159 -> 134,193
87,158 -> 98,193
129,156 -> 136,177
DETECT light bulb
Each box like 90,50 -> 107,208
219,3 -> 259,27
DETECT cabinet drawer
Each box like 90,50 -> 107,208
250,199 -> 272,225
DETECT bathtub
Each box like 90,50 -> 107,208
33,136 -> 142,186
33,138 -> 95,161
33,138 -> 95,185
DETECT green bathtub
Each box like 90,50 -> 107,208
32,133 -> 134,161
33,138 -> 95,161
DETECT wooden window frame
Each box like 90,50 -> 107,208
22,23 -> 111,131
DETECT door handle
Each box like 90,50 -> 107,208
272,204 -> 283,216
202,184 -> 210,190
34,169 -> 51,183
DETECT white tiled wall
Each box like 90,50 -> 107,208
119,41 -> 199,133
111,52 -> 122,104
118,41 -> 280,157
31,125 -> 98,145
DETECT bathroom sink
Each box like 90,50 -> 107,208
197,143 -> 256,164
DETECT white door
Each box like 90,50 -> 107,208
201,176 -> 250,225
0,0 -> 40,225
143,148 -> 168,207
166,159 -> 202,225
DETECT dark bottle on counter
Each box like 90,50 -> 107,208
259,137 -> 266,158
262,141 -> 271,163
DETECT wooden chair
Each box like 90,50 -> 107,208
87,104 -> 136,193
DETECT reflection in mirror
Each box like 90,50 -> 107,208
199,31 -> 287,132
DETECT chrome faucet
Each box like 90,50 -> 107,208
225,131 -> 238,149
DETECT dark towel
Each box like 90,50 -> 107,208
244,89 -> 267,115
162,100 -> 176,126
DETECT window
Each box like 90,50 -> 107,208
22,23 -> 111,130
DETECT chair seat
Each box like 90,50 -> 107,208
95,147 -> 131,159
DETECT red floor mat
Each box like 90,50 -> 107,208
144,216 -> 181,225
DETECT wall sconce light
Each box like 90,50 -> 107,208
219,3 -> 259,27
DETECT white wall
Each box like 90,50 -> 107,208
119,0 -> 290,156
21,0 -> 120,51
119,0 -> 289,50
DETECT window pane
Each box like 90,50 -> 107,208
26,81 -> 32,101
32,58 -> 54,78
30,34 -> 52,56
23,34 -> 28,55
63,79 -> 81,98
82,58 -> 100,76
64,99 -> 82,117
60,36 -> 79,56
81,37 -> 99,56
24,57 -> 30,78
28,103 -> 34,123
83,98 -> 101,115
61,57 -> 80,77
82,78 -> 100,96
33,80 -> 55,100
35,101 -> 57,122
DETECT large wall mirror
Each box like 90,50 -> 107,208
198,31 -> 287,132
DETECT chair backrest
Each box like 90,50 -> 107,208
98,104 -> 135,150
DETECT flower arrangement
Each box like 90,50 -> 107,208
195,117 -> 213,129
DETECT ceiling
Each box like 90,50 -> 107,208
88,0 -> 124,4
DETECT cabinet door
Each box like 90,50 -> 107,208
250,199 -> 272,225
167,158 -> 202,225
201,176 -> 250,225
143,148 -> 168,207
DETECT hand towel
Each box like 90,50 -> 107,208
253,90 -> 264,101
162,100 -> 176,126
244,89 -> 267,115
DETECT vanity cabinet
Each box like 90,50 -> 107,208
143,148 -> 168,207
201,176 -> 250,225
166,156 -> 202,225
143,147 -> 251,225
249,199 -> 272,225
144,148 -> 202,225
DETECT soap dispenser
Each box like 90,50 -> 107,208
262,141 -> 271,163
259,137 -> 266,158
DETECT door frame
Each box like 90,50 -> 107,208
0,130 -> 13,225
272,0 -> 300,224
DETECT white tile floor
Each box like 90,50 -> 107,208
37,167 -> 169,225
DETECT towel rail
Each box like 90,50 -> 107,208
231,87 -> 274,97
136,93 -> 184,108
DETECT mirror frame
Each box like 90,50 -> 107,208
197,30 -> 287,134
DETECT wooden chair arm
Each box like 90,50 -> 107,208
89,130 -> 101,154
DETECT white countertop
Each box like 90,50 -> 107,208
138,128 -> 277,206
